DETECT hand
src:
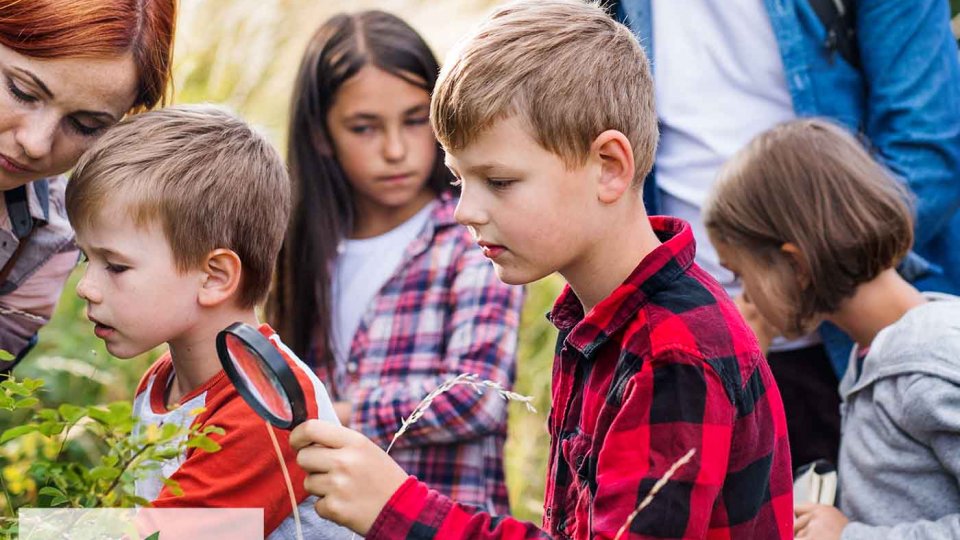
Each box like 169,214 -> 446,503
290,420 -> 409,535
734,293 -> 779,354
333,401 -> 352,426
794,503 -> 848,540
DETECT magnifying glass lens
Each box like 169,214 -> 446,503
223,333 -> 293,423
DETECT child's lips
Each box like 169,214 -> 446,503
378,172 -> 414,183
89,317 -> 116,339
478,242 -> 506,259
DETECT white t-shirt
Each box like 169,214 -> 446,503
330,201 -> 435,365
652,0 -> 795,288
653,0 -> 818,350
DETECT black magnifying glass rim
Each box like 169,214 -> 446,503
216,322 -> 307,430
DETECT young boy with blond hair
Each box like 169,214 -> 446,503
289,1 -> 793,538
65,105 -> 350,539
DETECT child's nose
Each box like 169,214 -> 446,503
453,189 -> 488,227
75,272 -> 102,304
382,129 -> 406,163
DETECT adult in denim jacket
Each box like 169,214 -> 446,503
0,0 -> 176,370
616,0 -> 960,372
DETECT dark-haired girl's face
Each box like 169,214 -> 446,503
0,44 -> 137,191
326,65 -> 437,238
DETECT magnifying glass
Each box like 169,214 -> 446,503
216,322 -> 307,429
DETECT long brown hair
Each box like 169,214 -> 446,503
268,11 -> 452,371
0,0 -> 177,112
705,118 -> 914,335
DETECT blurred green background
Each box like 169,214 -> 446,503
6,0 -> 960,525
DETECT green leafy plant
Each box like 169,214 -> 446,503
0,373 -> 223,538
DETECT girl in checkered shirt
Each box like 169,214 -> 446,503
267,11 -> 524,514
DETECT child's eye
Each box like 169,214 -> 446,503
348,125 -> 374,135
105,263 -> 129,274
486,178 -> 514,190
6,78 -> 37,104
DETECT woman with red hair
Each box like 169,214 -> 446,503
0,0 -> 176,368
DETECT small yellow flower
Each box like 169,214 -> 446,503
146,424 -> 162,443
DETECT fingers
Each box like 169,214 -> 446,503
794,510 -> 812,535
296,444 -> 335,474
794,503 -> 817,516
290,419 -> 355,451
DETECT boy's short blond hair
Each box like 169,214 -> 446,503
432,0 -> 657,181
66,104 -> 290,308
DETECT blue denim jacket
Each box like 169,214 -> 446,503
618,0 -> 960,372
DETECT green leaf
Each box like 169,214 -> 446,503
185,435 -> 220,453
161,477 -> 184,497
0,393 -> 15,410
202,425 -> 225,436
1,424 -> 38,444
21,377 -> 44,392
0,350 -> 13,361
160,422 -> 181,439
39,486 -> 66,498
58,404 -> 86,423
102,453 -> 120,468
36,408 -> 59,421
86,407 -> 112,424
130,496 -> 154,507
4,382 -> 30,397
38,421 -> 64,436
145,532 -> 160,540
87,466 -> 120,482
14,397 -> 39,409
153,447 -> 182,460
106,402 -> 132,423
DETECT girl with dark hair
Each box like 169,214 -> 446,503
268,11 -> 523,514
0,0 -> 176,368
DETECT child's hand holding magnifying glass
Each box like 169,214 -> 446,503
289,420 -> 409,535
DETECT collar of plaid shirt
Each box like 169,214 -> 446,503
366,215 -> 793,540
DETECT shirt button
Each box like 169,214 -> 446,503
347,363 -> 357,374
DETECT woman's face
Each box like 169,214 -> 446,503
0,44 -> 138,191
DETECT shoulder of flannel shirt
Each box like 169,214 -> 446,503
368,476 -> 552,540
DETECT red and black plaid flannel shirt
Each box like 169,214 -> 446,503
366,217 -> 793,539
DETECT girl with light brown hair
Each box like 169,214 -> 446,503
705,118 -> 960,540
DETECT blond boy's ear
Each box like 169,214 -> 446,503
592,130 -> 635,204
198,248 -> 243,308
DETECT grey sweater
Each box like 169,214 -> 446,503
838,293 -> 960,540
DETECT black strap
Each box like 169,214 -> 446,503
1,185 -> 35,288
809,0 -> 861,70
4,185 -> 32,239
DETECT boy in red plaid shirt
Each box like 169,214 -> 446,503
289,1 -> 793,538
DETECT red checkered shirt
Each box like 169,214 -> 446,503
313,194 -> 523,514
366,216 -> 793,539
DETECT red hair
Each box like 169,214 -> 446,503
0,0 -> 176,112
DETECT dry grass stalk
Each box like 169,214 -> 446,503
266,421 -> 303,540
613,448 -> 697,540
386,373 -> 536,454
